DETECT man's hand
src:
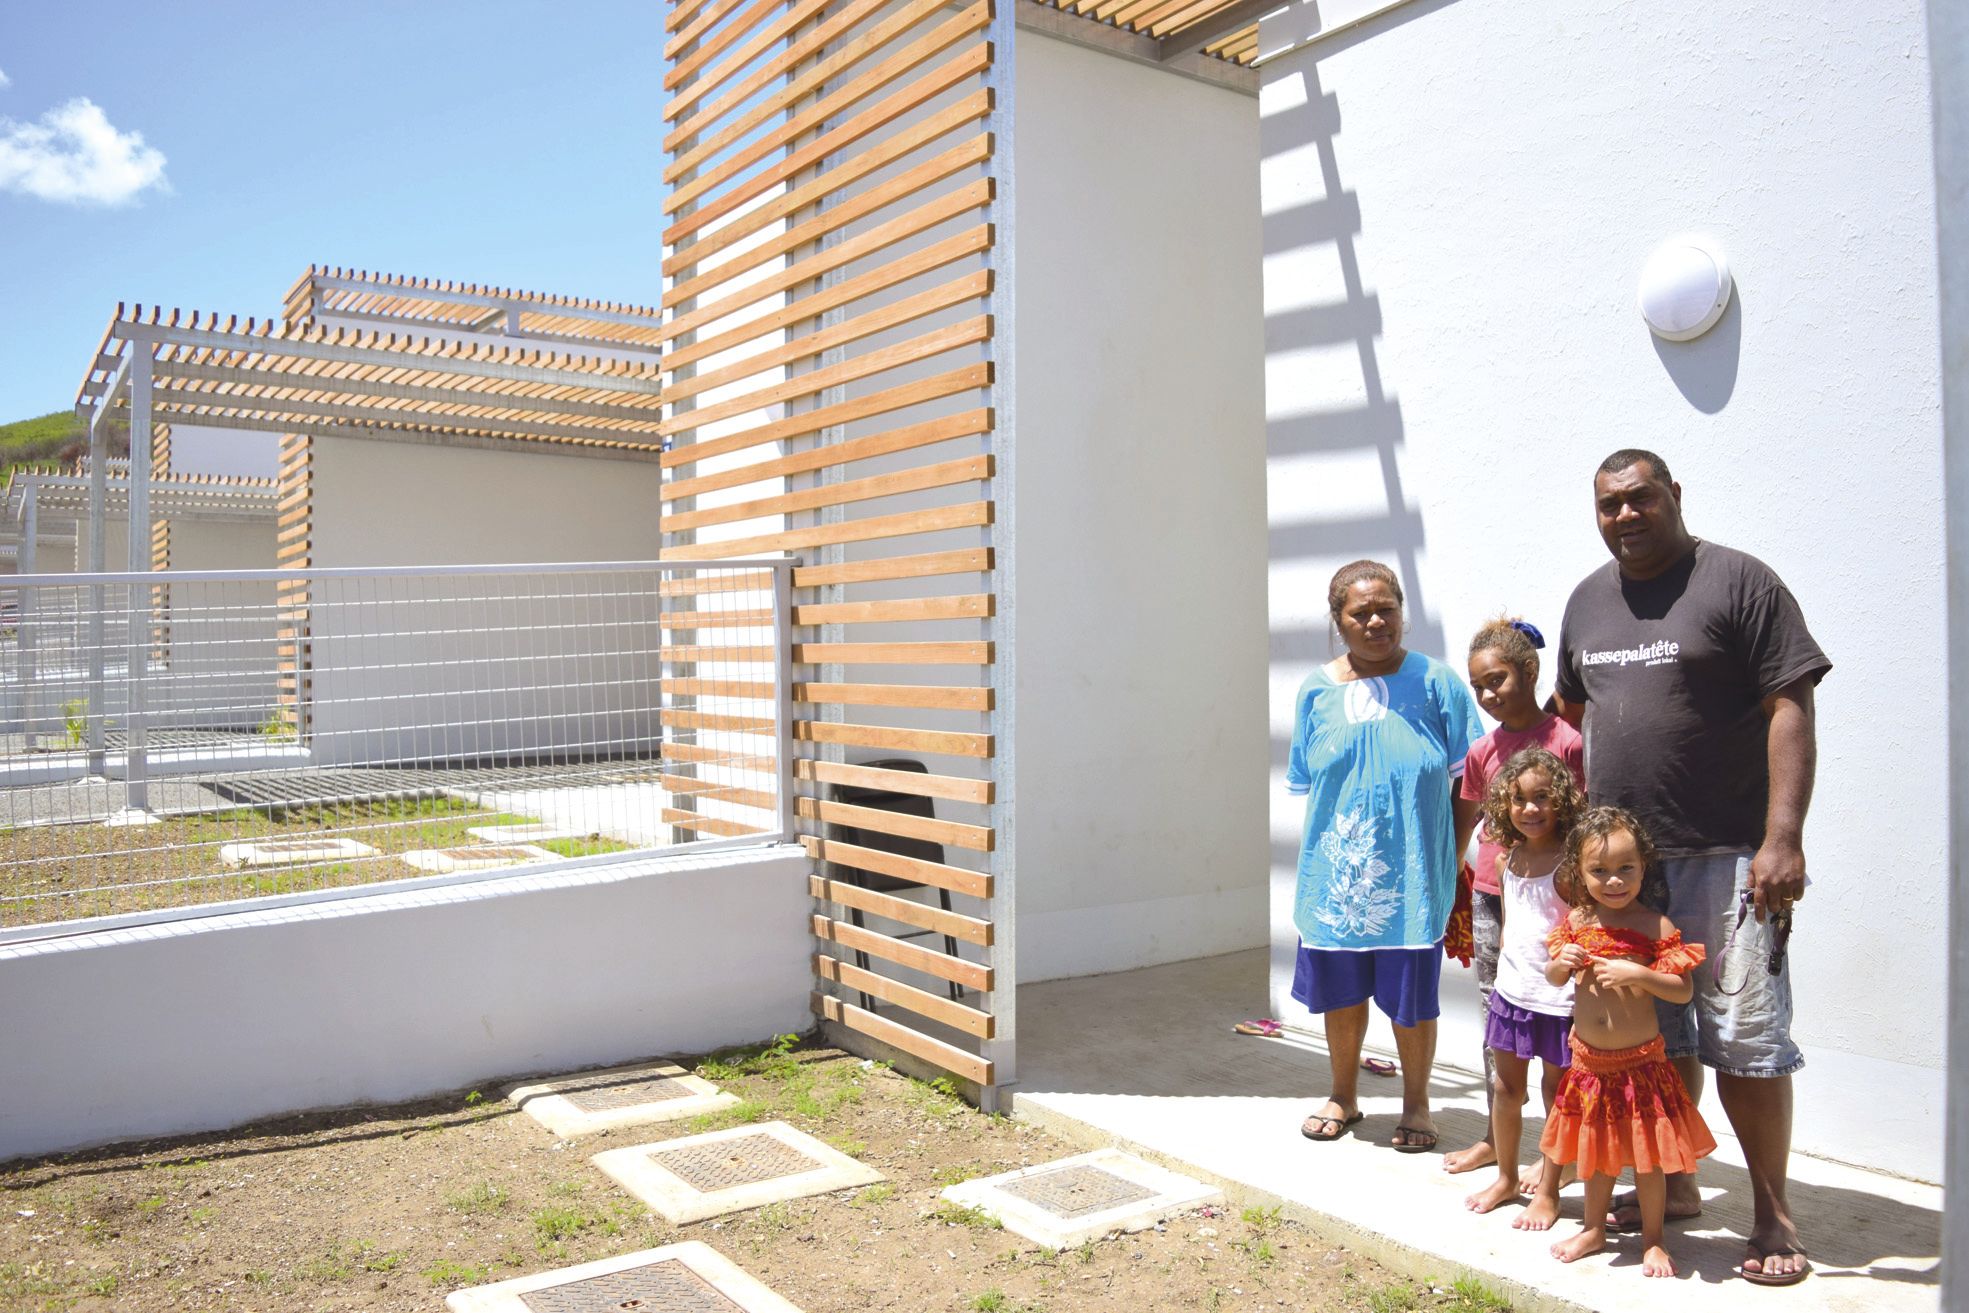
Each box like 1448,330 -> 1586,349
1749,833 -> 1806,923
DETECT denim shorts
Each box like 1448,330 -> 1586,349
1653,850 -> 1804,1078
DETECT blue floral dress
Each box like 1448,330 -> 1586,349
1286,652 -> 1481,950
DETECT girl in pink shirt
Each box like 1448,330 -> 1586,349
1442,617 -> 1586,1181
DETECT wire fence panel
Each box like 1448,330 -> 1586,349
0,561 -> 789,936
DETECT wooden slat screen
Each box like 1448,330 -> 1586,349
661,0 -> 1004,1095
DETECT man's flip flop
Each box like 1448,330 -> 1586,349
1300,1109 -> 1363,1141
1390,1125 -> 1439,1153
1735,1250 -> 1812,1286
1233,1018 -> 1283,1037
1362,1057 -> 1397,1076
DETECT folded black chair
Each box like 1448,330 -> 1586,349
827,757 -> 964,1005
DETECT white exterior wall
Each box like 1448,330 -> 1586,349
304,436 -> 667,767
1012,32 -> 1269,981
0,847 -> 812,1161
1259,1 -> 1945,1179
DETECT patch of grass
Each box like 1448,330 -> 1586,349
686,1097 -> 771,1132
970,1291 -> 1008,1312
1075,1241 -> 1097,1265
422,1259 -> 491,1289
1366,1281 -> 1423,1313
187,1206 -> 215,1225
826,1136 -> 868,1157
446,1181 -> 508,1212
933,1201 -> 1004,1230
85,1271 -> 118,1297
530,1203 -> 616,1250
135,1194 -> 164,1215
757,1202 -> 797,1230
1446,1275 -> 1512,1312
464,1089 -> 484,1106
299,1249 -> 352,1282
698,1033 -> 801,1082
549,1179 -> 586,1197
849,1182 -> 895,1207
537,834 -> 633,859
1240,1203 -> 1280,1232
351,1241 -> 401,1273
931,1162 -> 985,1187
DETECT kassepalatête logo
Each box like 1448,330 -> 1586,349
1580,640 -> 1681,668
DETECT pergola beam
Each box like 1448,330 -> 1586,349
120,411 -> 666,460
309,303 -> 659,353
127,388 -> 659,444
304,274 -> 663,332
150,360 -> 660,421
1156,0 -> 1278,60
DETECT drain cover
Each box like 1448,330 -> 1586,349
650,1133 -> 822,1192
558,1072 -> 693,1113
997,1165 -> 1156,1218
517,1259 -> 742,1312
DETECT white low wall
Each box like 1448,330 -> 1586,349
0,846 -> 813,1162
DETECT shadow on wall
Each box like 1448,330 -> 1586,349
1652,284 -> 1744,414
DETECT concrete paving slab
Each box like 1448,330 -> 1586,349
506,1061 -> 737,1137
217,836 -> 379,867
444,1240 -> 803,1312
399,843 -> 558,873
1014,949 -> 1941,1313
940,1147 -> 1222,1248
467,822 -> 581,844
592,1121 -> 883,1224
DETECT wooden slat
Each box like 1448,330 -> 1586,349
660,774 -> 776,809
800,796 -> 993,852
664,90 -> 992,252
662,677 -> 774,698
793,547 -> 991,589
661,500 -> 992,561
659,644 -> 774,662
663,0 -> 852,121
809,874 -> 992,944
667,0 -> 892,135
659,570 -> 774,597
791,640 -> 991,665
661,271 -> 988,407
813,955 -> 993,1038
662,0 -> 801,94
661,709 -> 774,733
795,720 -> 991,759
803,836 -> 992,900
663,213 -> 991,360
665,0 -> 987,184
666,37 -> 986,220
665,0 -> 720,35
660,607 -> 775,628
797,757 -> 993,805
812,915 -> 992,990
663,365 -> 986,472
657,316 -> 990,436
665,0 -> 750,58
793,594 -> 993,626
667,454 -> 992,533
662,409 -> 990,504
813,993 -> 992,1085
794,682 -> 992,712
660,741 -> 775,771
665,809 -> 768,838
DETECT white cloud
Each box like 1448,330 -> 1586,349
0,98 -> 168,206
0,69 -> 12,89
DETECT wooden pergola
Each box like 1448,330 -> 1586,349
283,266 -> 666,352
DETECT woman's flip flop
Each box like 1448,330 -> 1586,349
1232,1018 -> 1283,1037
1300,1109 -> 1364,1141
1361,1057 -> 1397,1076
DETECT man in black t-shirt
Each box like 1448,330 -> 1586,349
1554,450 -> 1829,1287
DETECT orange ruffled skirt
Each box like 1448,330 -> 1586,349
1538,1035 -> 1716,1180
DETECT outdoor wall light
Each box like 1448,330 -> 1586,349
1637,235 -> 1732,341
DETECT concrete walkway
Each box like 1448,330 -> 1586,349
1014,949 -> 1940,1313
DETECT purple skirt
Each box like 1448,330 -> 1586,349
1484,995 -> 1572,1067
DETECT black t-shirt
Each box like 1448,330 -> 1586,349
1555,541 -> 1831,856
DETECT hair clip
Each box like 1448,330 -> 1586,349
1508,619 -> 1546,649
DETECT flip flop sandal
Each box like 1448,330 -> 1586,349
1232,1018 -> 1283,1037
1361,1057 -> 1397,1076
1300,1109 -> 1363,1141
1735,1251 -> 1812,1286
1390,1125 -> 1439,1153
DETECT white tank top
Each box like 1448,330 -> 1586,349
1494,853 -> 1575,1017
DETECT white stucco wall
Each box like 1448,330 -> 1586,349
1258,0 -> 1945,1179
1013,31 -> 1270,981
0,846 -> 812,1161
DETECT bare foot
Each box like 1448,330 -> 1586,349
1442,1141 -> 1496,1175
1642,1243 -> 1677,1278
1609,1187 -> 1701,1231
1520,1161 -> 1574,1195
1550,1226 -> 1606,1264
1464,1176 -> 1520,1214
1513,1193 -> 1561,1231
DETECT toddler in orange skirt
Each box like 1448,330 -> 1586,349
1540,806 -> 1715,1278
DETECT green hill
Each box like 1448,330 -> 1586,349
0,410 -> 131,487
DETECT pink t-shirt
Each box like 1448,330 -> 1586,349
1459,714 -> 1586,894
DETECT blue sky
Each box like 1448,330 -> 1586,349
0,1 -> 664,421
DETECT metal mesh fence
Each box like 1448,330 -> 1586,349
0,560 -> 790,935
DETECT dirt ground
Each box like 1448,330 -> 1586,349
0,1038 -> 1515,1313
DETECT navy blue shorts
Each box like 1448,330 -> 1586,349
1291,941 -> 1443,1029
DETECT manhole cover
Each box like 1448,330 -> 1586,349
558,1072 -> 693,1112
998,1165 -> 1156,1218
651,1133 -> 822,1192
517,1259 -> 742,1312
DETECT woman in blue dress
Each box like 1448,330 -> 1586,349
1288,560 -> 1481,1152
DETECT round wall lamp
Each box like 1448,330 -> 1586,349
1638,235 -> 1732,341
